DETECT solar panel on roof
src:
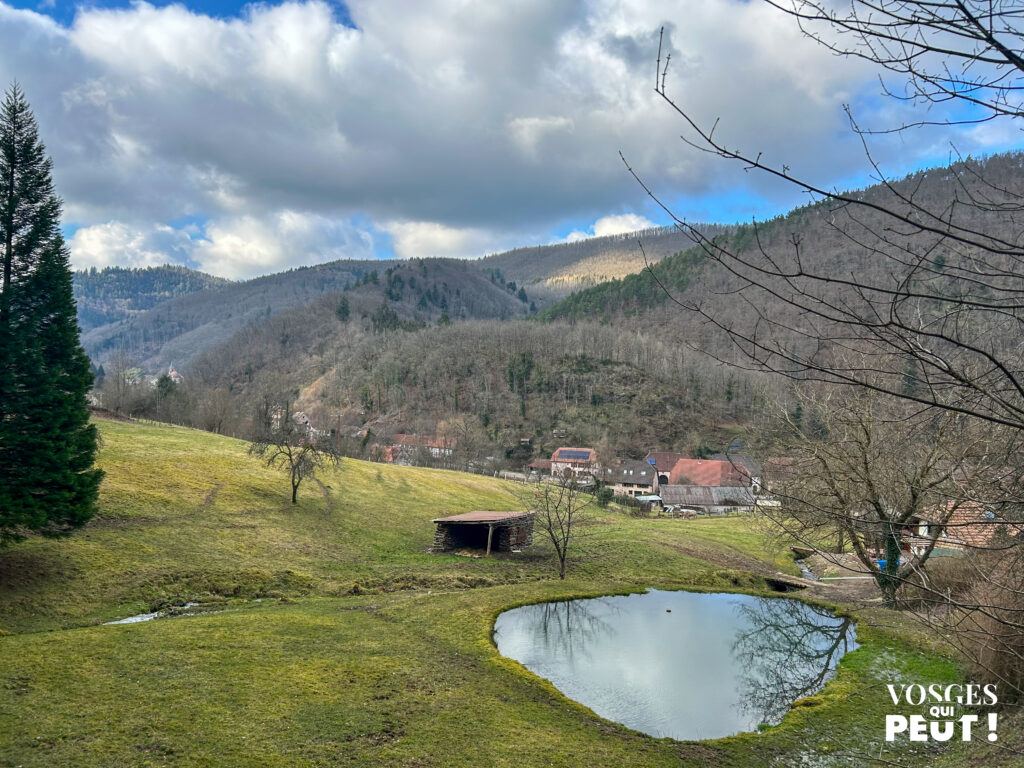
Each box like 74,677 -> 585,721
557,449 -> 592,461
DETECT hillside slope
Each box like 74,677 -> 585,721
0,418 -> 796,635
539,152 -> 1024,324
73,265 -> 231,333
0,418 -> 980,768
82,258 -> 392,369
479,222 -> 732,300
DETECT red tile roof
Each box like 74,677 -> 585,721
393,433 -> 451,449
917,502 -> 1021,549
668,458 -> 748,487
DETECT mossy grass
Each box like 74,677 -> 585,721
0,418 -> 986,766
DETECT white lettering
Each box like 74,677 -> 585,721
886,684 -> 906,706
960,714 -> 978,741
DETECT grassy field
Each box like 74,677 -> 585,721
0,418 -> 1000,766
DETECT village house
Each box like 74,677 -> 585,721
526,459 -> 552,475
644,451 -> 689,485
599,459 -> 656,497
393,433 -> 454,459
550,447 -> 597,478
668,458 -> 749,487
709,453 -> 760,488
905,502 -> 1021,556
374,434 -> 456,465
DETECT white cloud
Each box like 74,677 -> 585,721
70,221 -> 194,270
191,212 -> 376,279
384,220 -> 511,260
69,213 -> 377,279
0,0 -> 1010,275
565,212 -> 655,242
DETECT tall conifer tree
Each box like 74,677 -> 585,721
0,84 -> 102,545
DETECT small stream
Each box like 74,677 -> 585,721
104,603 -> 199,625
796,558 -> 818,581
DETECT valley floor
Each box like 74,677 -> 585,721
0,419 -> 1016,767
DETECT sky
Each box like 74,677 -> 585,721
2,0 -> 1021,279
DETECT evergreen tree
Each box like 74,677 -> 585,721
0,84 -> 103,546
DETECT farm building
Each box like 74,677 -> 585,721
431,511 -> 535,555
659,485 -> 756,516
644,452 -> 689,485
668,458 -> 749,487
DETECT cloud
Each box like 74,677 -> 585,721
69,213 -> 377,279
191,212 -> 376,279
70,221 -> 196,270
384,220 -> 514,260
2,0 -> 1010,275
565,212 -> 655,242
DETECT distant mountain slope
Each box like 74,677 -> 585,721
538,152 -> 1024,324
535,244 -> 707,322
82,258 -> 392,369
479,223 -> 732,300
84,257 -> 530,370
73,265 -> 230,333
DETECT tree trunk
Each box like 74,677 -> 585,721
878,525 -> 903,607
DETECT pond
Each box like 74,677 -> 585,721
493,590 -> 857,741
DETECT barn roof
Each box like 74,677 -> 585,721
659,485 -> 755,507
668,458 -> 748,487
432,510 -> 535,524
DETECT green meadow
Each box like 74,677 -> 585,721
0,418 -> 1001,766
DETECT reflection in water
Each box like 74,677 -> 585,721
733,597 -> 857,726
531,598 -> 618,664
494,590 -> 857,741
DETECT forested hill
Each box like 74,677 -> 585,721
81,258 -> 392,369
73,265 -> 230,332
535,244 -> 707,322
537,151 -> 1024,324
479,222 -> 732,300
82,257 -> 531,371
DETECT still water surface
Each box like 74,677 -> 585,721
493,590 -> 857,740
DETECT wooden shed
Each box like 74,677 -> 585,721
431,511 -> 535,555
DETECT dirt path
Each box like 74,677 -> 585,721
313,478 -> 333,515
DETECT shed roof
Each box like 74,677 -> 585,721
660,485 -> 755,507
432,510 -> 535,524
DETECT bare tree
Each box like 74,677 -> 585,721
103,348 -> 140,415
249,398 -> 340,505
635,1 -> 1024,700
629,5 -> 1024,433
523,469 -> 595,579
761,381 -> 997,605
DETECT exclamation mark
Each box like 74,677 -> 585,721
988,713 -> 998,742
